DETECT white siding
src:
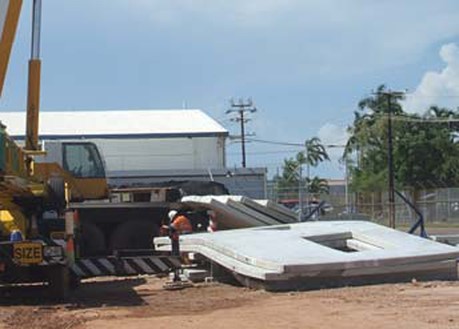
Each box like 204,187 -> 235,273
91,137 -> 225,172
191,136 -> 225,169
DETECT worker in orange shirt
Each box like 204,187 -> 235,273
162,210 -> 192,258
163,210 -> 193,282
168,210 -> 193,235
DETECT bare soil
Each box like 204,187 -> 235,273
0,276 -> 458,329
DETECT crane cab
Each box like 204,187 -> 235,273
34,141 -> 109,201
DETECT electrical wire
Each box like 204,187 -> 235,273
368,113 -> 459,123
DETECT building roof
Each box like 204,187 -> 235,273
0,109 -> 228,139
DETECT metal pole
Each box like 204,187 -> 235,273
31,0 -> 42,59
240,110 -> 246,168
226,99 -> 256,169
305,145 -> 310,213
298,164 -> 303,222
387,94 -> 396,228
345,157 -> 350,213
25,0 -> 42,151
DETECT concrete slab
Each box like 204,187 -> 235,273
253,199 -> 298,223
155,221 -> 459,291
180,195 -> 297,229
431,234 -> 459,247
226,199 -> 281,226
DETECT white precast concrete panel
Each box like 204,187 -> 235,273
155,221 -> 459,290
0,1 -> 9,38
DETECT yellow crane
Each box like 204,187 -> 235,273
1,0 -> 40,151
0,1 -> 186,298
0,0 -> 22,99
0,0 -> 109,298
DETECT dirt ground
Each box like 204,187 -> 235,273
0,224 -> 457,329
0,276 -> 458,329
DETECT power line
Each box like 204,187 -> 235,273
368,113 -> 459,123
391,116 -> 459,123
227,149 -> 304,156
245,137 -> 347,148
404,93 -> 459,99
245,138 -> 303,147
226,98 -> 257,168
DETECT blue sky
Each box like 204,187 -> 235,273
2,1 -> 459,179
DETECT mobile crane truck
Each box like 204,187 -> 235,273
0,0 -> 186,298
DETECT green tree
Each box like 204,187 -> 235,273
395,108 -> 459,188
274,137 -> 330,199
345,85 -> 459,193
307,176 -> 330,196
303,137 -> 330,167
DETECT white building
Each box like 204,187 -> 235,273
1,109 -> 228,172
1,109 -> 267,198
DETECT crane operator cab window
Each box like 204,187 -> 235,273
63,143 -> 105,178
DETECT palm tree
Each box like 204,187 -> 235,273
302,137 -> 330,167
298,138 -> 330,215
307,176 -> 330,196
275,137 -> 330,205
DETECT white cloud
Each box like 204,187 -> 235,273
313,123 -> 348,178
317,123 -> 348,160
404,43 -> 459,113
318,123 -> 348,145
120,0 -> 301,27
116,0 -> 459,77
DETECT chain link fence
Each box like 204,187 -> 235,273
267,182 -> 459,225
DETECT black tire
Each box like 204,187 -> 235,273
79,221 -> 106,257
69,271 -> 81,290
110,220 -> 159,252
47,265 -> 70,300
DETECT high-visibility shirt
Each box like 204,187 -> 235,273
171,215 -> 193,234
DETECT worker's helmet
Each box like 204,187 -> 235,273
168,210 -> 178,220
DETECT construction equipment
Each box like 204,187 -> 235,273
0,0 -> 182,297
2,0 -> 285,298
0,0 -> 70,298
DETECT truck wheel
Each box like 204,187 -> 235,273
69,271 -> 81,290
80,221 -> 106,257
47,265 -> 70,300
110,220 -> 159,252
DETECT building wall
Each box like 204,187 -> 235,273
87,136 -> 226,172
33,135 -> 266,198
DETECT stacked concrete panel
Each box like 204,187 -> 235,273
155,221 -> 459,291
180,195 -> 297,229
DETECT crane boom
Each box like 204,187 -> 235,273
0,0 -> 22,98
25,0 -> 41,151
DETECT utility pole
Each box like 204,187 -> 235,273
375,90 -> 405,229
298,164 -> 303,222
226,98 -> 257,168
344,156 -> 350,214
